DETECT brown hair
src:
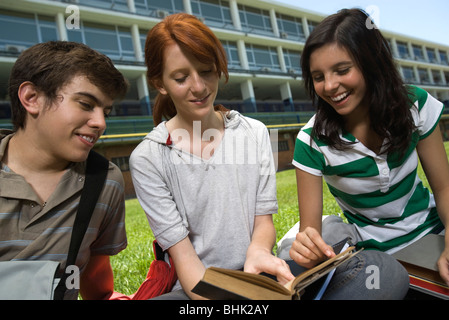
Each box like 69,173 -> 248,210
144,13 -> 229,125
8,41 -> 128,130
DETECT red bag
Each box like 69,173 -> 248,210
110,241 -> 177,300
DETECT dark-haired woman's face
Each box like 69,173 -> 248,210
310,43 -> 368,121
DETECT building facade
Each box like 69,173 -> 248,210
1,0 -> 449,197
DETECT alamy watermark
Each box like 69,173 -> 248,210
365,5 -> 381,30
366,264 -> 380,289
65,5 -> 80,30
64,265 -> 80,290
165,121 -> 279,175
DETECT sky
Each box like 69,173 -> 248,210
274,0 -> 449,47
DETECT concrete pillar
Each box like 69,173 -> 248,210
407,41 -> 415,60
229,0 -> 241,30
422,44 -> 429,62
127,0 -> 136,13
183,0 -> 192,14
436,48 -> 442,64
237,39 -> 249,69
56,12 -> 68,41
441,70 -> 447,85
413,66 -> 419,83
277,45 -> 286,72
269,9 -> 279,37
301,16 -> 309,39
130,24 -> 143,62
241,79 -> 257,113
137,74 -> 151,115
428,69 -> 434,84
280,82 -> 294,112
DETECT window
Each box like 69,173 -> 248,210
426,47 -> 437,63
277,13 -> 305,41
77,0 -> 129,13
432,70 -> 442,84
68,22 -> 135,61
246,44 -> 280,71
117,27 -> 135,58
0,10 -> 58,52
191,0 -> 233,29
402,66 -> 416,83
440,51 -> 448,65
222,40 -> 241,69
238,5 -> 273,36
283,49 -> 301,74
397,41 -> 409,59
134,0 -> 184,17
418,68 -> 429,83
412,45 -> 424,61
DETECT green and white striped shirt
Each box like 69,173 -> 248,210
292,86 -> 444,253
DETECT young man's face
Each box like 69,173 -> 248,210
36,75 -> 113,163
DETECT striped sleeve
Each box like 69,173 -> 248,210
408,85 -> 444,139
292,117 -> 326,176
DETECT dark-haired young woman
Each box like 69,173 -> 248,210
290,8 -> 449,291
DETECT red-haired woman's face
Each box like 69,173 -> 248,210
157,43 -> 219,121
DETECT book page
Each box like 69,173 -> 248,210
207,267 -> 290,295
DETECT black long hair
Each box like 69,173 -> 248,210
301,8 -> 415,155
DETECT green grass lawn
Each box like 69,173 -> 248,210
111,143 -> 446,295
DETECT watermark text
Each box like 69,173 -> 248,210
65,5 -> 80,30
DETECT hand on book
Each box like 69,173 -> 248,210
244,247 -> 295,285
289,227 -> 336,269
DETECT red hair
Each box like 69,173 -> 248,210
145,13 -> 229,125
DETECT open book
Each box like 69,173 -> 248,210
192,240 -> 361,300
393,234 -> 449,299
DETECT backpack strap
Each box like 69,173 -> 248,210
54,150 -> 109,300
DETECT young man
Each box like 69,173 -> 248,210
0,41 -> 129,299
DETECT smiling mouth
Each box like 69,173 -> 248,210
78,134 -> 96,144
330,91 -> 351,103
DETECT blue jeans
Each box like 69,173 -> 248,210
318,215 -> 409,299
319,250 -> 409,299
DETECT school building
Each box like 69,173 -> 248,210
1,0 -> 449,198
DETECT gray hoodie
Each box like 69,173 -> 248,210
129,111 -> 278,286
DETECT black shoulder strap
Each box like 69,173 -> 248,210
54,150 -> 109,300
